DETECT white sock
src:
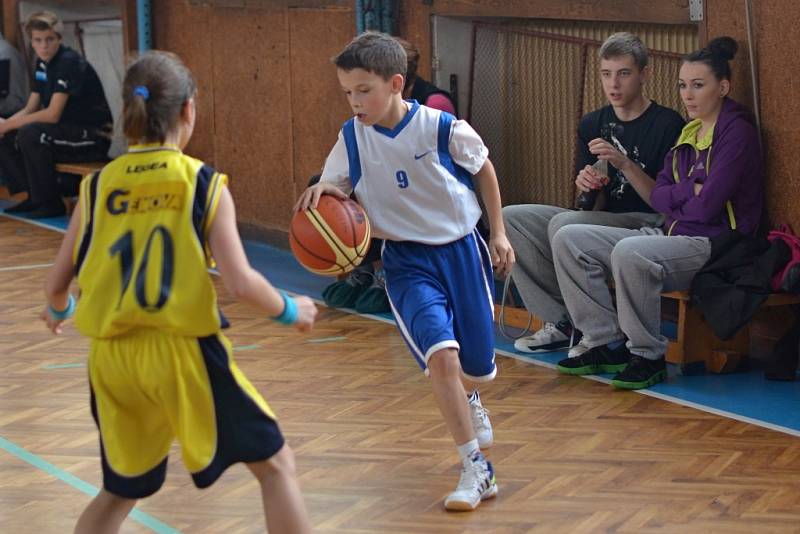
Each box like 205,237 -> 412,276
457,439 -> 480,462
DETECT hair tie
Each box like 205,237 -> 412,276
133,85 -> 150,101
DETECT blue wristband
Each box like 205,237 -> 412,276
48,294 -> 76,321
273,291 -> 298,325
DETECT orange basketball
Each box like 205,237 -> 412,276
289,195 -> 371,276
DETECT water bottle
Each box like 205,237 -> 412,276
577,159 -> 607,210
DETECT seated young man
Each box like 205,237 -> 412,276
503,32 -> 684,356
551,37 -> 762,390
0,11 -> 112,218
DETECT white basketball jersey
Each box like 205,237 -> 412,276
320,101 -> 488,245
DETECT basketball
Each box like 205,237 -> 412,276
289,195 -> 371,276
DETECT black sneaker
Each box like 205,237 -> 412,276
556,342 -> 630,375
611,355 -> 667,389
26,201 -> 66,219
4,198 -> 36,213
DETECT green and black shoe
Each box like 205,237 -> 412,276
354,269 -> 390,314
611,355 -> 667,389
556,343 -> 631,375
322,266 -> 373,308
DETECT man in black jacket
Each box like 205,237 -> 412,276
0,11 -> 112,218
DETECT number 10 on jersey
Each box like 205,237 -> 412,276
109,225 -> 174,311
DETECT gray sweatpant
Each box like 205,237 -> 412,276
503,204 -> 663,323
551,224 -> 712,359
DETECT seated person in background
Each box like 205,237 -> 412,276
0,31 -> 28,118
320,36 -> 458,314
397,37 -> 457,115
503,32 -> 684,356
552,37 -> 763,390
0,11 -> 112,218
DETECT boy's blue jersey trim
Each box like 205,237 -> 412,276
437,112 -> 474,191
342,118 -> 362,190
372,99 -> 421,138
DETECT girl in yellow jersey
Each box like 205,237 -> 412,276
40,51 -> 317,534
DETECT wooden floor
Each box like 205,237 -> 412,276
2,215 -> 800,533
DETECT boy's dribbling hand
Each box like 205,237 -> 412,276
575,165 -> 609,193
292,296 -> 318,332
40,307 -> 66,335
294,183 -> 348,212
490,233 -> 515,278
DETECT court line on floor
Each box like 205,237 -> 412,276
2,213 -> 179,531
494,347 -> 800,438
233,344 -> 261,351
7,212 -> 799,439
0,211 -> 67,233
43,362 -> 86,369
0,263 -> 54,272
0,436 -> 181,533
306,335 -> 347,344
312,302 -> 800,438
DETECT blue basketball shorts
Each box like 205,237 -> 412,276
381,228 -> 497,381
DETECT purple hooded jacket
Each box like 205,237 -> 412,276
650,97 -> 763,238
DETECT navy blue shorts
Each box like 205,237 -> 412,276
381,228 -> 496,381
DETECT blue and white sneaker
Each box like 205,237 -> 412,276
444,453 -> 498,511
468,390 -> 493,449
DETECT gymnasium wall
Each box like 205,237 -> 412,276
35,0 -> 792,239
706,0 -> 800,229
152,1 -> 354,240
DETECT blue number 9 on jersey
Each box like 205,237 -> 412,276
395,170 -> 409,189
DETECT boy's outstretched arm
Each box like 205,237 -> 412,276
474,158 -> 515,277
209,187 -> 317,331
41,203 -> 82,334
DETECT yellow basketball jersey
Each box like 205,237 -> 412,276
73,144 -> 227,338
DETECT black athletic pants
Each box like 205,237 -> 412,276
0,122 -> 109,206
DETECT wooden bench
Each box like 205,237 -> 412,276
663,290 -> 800,373
496,290 -> 800,374
55,161 -> 106,177
55,161 -> 107,214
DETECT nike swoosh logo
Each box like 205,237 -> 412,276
414,150 -> 433,160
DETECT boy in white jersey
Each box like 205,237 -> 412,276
295,31 -> 515,511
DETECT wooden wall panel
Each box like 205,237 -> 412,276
707,0 -> 800,228
430,0 -> 691,25
397,0 -> 432,80
152,1 -> 216,164
747,0 -> 800,229
705,0 -> 753,108
288,6 -> 354,191
2,0 -> 19,49
121,0 -> 138,63
209,6 -> 294,230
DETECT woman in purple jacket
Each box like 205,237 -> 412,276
547,37 -> 763,390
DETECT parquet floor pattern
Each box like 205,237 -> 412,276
2,216 -> 800,533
